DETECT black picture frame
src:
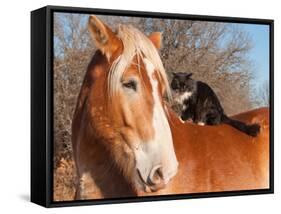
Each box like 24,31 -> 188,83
31,5 -> 274,208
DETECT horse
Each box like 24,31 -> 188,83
71,15 -> 269,200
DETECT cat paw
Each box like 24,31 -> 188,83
179,117 -> 185,123
197,122 -> 205,126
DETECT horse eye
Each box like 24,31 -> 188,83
122,80 -> 137,91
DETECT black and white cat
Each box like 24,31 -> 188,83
170,72 -> 260,137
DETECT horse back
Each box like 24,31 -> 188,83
166,107 -> 269,193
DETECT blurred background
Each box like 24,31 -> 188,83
53,13 -> 270,201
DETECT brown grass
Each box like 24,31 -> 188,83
53,158 -> 77,201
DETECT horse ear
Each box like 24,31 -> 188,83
88,15 -> 122,59
148,32 -> 162,49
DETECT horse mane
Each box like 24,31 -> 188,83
107,24 -> 172,101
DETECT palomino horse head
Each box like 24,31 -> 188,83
86,15 -> 178,193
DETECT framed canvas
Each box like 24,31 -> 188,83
31,5 -> 274,207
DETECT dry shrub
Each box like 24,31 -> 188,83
53,158 -> 77,201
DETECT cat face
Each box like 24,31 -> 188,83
170,72 -> 194,93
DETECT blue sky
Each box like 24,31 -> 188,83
241,23 -> 270,89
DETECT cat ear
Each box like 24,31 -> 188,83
187,73 -> 193,78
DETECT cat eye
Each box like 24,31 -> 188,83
122,79 -> 137,91
171,79 -> 180,90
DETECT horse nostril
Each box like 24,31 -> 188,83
147,165 -> 163,186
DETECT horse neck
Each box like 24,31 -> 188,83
76,99 -> 136,198
73,86 -> 136,198
87,136 -> 136,198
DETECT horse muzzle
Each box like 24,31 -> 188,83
136,155 -> 178,193
136,164 -> 167,192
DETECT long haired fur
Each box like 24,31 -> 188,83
107,25 -> 172,101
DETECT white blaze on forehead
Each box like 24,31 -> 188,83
135,58 -> 178,185
107,25 -> 172,101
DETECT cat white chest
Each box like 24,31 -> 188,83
174,91 -> 193,105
